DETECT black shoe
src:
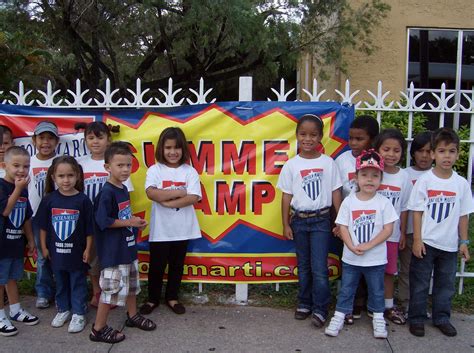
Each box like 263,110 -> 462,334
409,323 -> 425,337
352,305 -> 363,319
435,322 -> 457,337
311,313 -> 326,328
294,309 -> 311,320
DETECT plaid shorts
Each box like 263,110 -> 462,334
99,260 -> 140,306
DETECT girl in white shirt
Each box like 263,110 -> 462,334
140,127 -> 201,316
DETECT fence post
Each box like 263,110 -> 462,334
234,76 -> 253,304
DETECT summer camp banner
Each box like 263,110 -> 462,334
0,102 -> 354,283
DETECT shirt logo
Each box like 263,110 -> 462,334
83,172 -> 109,201
347,171 -> 356,190
9,196 -> 27,228
378,184 -> 401,207
162,180 -> 186,189
352,210 -> 376,244
52,208 -> 80,241
118,200 -> 133,233
33,167 -> 48,198
300,168 -> 323,201
427,190 -> 456,223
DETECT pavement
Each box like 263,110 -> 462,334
1,296 -> 474,353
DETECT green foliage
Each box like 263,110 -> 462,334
453,125 -> 470,178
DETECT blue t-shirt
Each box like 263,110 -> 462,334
94,182 -> 137,269
38,190 -> 93,271
0,179 -> 33,259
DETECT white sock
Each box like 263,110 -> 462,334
373,312 -> 384,319
9,303 -> 20,316
385,298 -> 394,309
334,311 -> 345,319
0,308 -> 6,320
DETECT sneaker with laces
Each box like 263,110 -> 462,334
372,317 -> 388,339
0,317 -> 18,336
51,311 -> 71,328
10,308 -> 39,326
325,315 -> 344,337
68,314 -> 86,333
35,297 -> 50,309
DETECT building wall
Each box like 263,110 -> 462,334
298,0 -> 474,101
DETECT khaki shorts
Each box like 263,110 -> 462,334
99,260 -> 140,306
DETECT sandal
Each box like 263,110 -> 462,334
384,307 -> 406,325
139,302 -> 159,315
344,313 -> 354,325
89,325 -> 125,343
125,312 -> 156,331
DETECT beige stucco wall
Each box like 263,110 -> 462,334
298,0 -> 474,101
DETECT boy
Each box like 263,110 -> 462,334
90,142 -> 156,344
408,127 -> 474,337
29,121 -> 59,309
0,146 -> 39,336
0,125 -> 14,178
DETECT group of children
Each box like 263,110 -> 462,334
0,113 -> 471,343
278,114 -> 473,339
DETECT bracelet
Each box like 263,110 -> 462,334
459,239 -> 470,245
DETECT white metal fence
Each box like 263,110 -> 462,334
1,76 -> 473,299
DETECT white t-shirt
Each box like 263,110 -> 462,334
407,170 -> 474,252
0,168 -> 5,179
277,154 -> 342,211
336,193 -> 398,267
78,157 -> 134,202
377,168 -> 412,242
28,155 -> 55,216
146,163 -> 202,242
335,150 -> 356,199
405,166 -> 431,234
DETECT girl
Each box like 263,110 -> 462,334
38,156 -> 93,333
277,114 -> 342,327
139,127 -> 201,315
77,122 -> 133,307
398,131 -> 433,314
325,150 -> 398,338
374,129 -> 412,325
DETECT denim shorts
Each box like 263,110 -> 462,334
0,257 -> 24,285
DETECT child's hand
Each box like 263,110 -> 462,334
83,249 -> 90,263
26,240 -> 35,257
399,234 -> 406,250
283,225 -> 293,240
129,216 -> 147,229
459,244 -> 470,261
355,242 -> 371,253
332,225 -> 341,238
42,247 -> 50,260
412,239 -> 426,259
350,245 -> 364,256
15,176 -> 30,190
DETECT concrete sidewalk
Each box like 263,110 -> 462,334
1,296 -> 473,353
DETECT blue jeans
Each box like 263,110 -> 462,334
291,213 -> 331,318
336,262 -> 385,314
408,243 -> 457,325
53,269 -> 88,315
33,217 -> 55,299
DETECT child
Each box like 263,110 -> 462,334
398,131 -> 433,314
0,146 -> 38,336
408,127 -> 474,337
38,156 -> 93,333
90,142 -> 155,343
29,121 -> 59,309
374,129 -> 412,325
139,127 -> 201,315
325,150 -> 398,338
336,115 -> 379,323
277,114 -> 342,327
0,125 -> 14,178
77,122 -> 134,308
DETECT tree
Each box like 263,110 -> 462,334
0,0 -> 390,99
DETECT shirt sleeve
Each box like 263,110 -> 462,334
186,167 -> 202,199
331,159 -> 343,191
276,162 -> 293,195
83,197 -> 94,236
382,198 -> 399,225
145,165 -> 161,190
0,183 -> 8,215
335,197 -> 350,226
459,178 -> 474,216
37,198 -> 49,231
407,177 -> 426,211
400,173 -> 413,212
94,190 -> 116,231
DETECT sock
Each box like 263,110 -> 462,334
373,312 -> 384,319
0,308 -> 6,320
385,298 -> 394,309
334,311 -> 345,319
9,303 -> 20,317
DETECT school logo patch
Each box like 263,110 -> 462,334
118,200 -> 133,232
352,210 -> 376,244
427,190 -> 456,223
378,184 -> 401,207
32,167 -> 48,198
84,172 -> 109,201
347,171 -> 356,191
162,180 -> 186,189
9,196 -> 27,228
52,208 -> 80,241
300,168 -> 323,201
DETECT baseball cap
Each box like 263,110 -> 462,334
34,121 -> 58,137
355,149 -> 384,172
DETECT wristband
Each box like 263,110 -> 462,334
459,239 -> 470,246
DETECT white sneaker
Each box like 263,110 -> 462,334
51,311 -> 71,328
373,317 -> 388,338
325,315 -> 344,337
35,297 -> 50,309
68,314 -> 86,333
0,317 -> 18,336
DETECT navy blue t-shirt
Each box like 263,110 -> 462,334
0,179 -> 33,259
38,190 -> 93,271
94,182 -> 137,269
